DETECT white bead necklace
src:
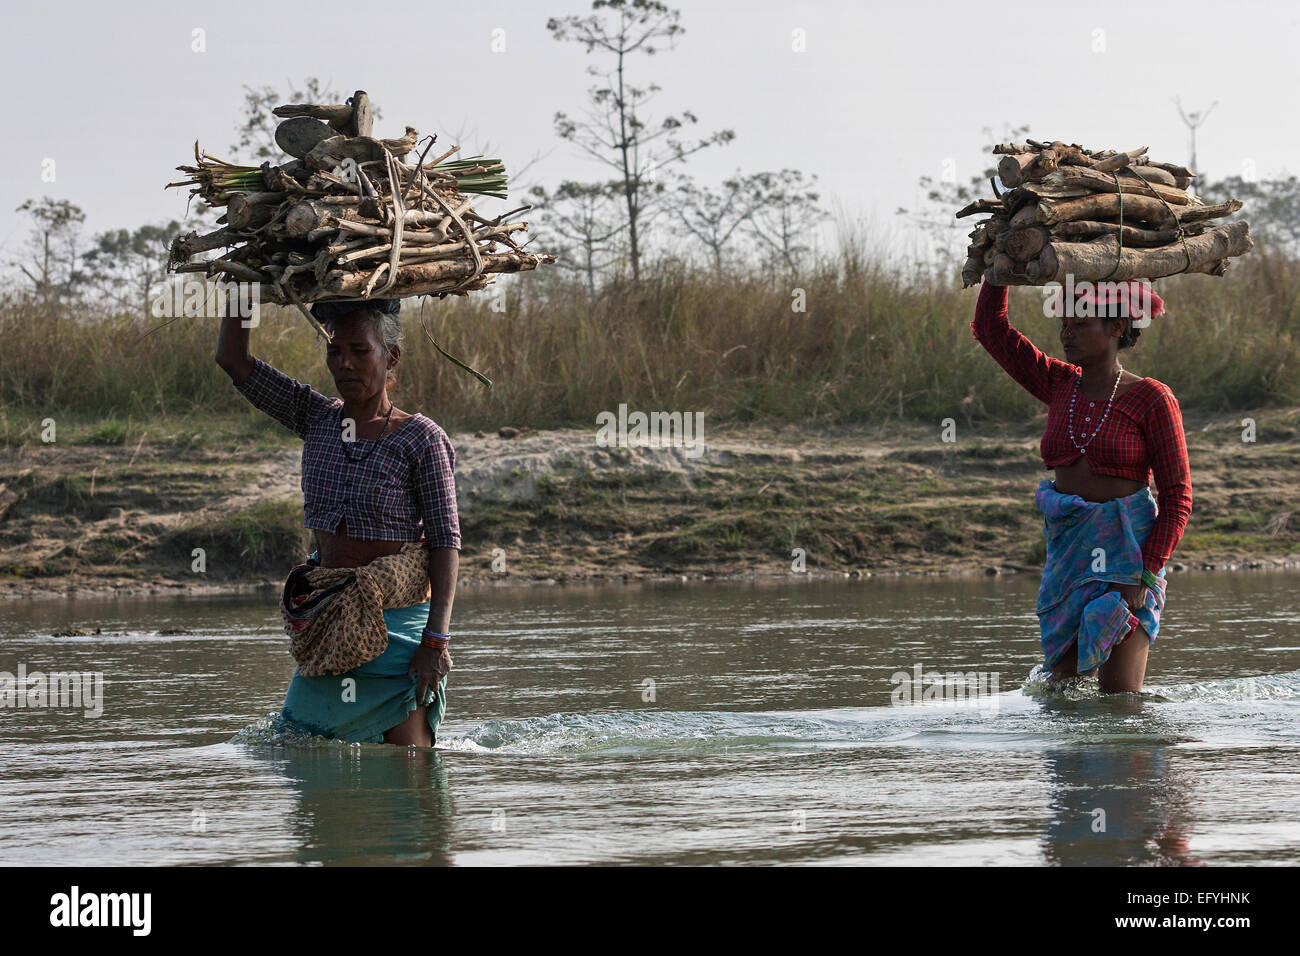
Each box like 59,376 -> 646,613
1067,363 -> 1124,453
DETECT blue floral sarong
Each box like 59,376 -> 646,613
279,553 -> 447,744
1035,479 -> 1168,674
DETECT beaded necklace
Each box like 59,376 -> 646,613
1067,363 -> 1124,453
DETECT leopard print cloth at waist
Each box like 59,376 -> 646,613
279,541 -> 432,676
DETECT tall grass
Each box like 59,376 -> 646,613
3,239 -> 1298,438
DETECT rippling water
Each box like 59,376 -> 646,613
2,571 -> 1298,865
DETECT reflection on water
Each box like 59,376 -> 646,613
1,570 -> 1299,865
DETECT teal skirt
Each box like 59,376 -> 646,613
280,597 -> 448,745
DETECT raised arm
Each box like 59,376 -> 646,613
215,295 -> 255,385
1140,384 -> 1193,575
216,295 -> 333,440
969,280 -> 1072,404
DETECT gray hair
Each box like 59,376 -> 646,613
321,306 -> 405,386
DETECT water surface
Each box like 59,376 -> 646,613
2,571 -> 1298,865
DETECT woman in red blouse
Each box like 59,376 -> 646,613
971,279 -> 1192,692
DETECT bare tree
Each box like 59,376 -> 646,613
896,123 -> 1031,264
529,181 -> 627,293
744,170 -> 828,278
547,0 -> 734,281
12,197 -> 85,306
673,172 -> 764,271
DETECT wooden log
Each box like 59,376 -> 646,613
998,153 -> 1037,188
284,200 -> 372,238
1004,226 -> 1050,262
961,256 -> 983,288
227,192 -> 285,230
955,198 -> 1006,219
1146,161 -> 1194,180
1044,168 -> 1192,205
171,227 -> 238,260
324,252 -> 556,296
1033,219 -> 1253,283
1037,194 -> 1242,228
349,91 -> 373,138
1010,203 -> 1038,229
1051,221 -> 1186,246
1092,147 -> 1148,173
273,103 -> 354,127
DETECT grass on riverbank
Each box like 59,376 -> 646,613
3,242 -> 1299,446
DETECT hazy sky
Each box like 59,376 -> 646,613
1,0 -> 1296,268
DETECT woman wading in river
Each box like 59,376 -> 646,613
216,298 -> 460,745
971,278 -> 1192,692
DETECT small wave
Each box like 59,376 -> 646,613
438,694 -> 1028,756
228,712 -> 365,750
1148,670 -> 1300,703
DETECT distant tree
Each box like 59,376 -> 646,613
231,78 -> 382,163
673,173 -> 764,272
743,170 -> 828,278
81,221 -> 183,314
529,181 -> 627,293
1199,174 -> 1300,254
12,197 -> 86,306
547,0 -> 735,281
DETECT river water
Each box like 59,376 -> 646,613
2,571 -> 1298,866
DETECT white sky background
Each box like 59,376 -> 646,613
0,0 -> 1296,269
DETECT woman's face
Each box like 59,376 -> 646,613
1058,312 -> 1123,366
325,314 -> 395,401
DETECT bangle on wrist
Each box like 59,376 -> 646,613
421,628 -> 450,649
1140,568 -> 1159,589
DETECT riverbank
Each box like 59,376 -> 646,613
2,405 -> 1298,599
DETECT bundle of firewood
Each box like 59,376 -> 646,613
165,90 -> 553,336
958,140 -> 1251,288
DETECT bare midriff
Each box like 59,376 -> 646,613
314,410 -> 413,569
1052,376 -> 1145,503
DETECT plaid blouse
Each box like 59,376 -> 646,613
232,356 -> 461,549
971,281 -> 1192,574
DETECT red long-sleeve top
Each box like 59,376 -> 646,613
970,281 -> 1192,575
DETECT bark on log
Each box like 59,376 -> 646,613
273,103 -> 354,126
1092,147 -> 1148,173
227,192 -> 285,230
955,198 -> 1007,218
171,227 -> 237,260
1033,220 -> 1253,283
1051,221 -> 1186,246
1037,194 -> 1242,227
1045,168 -> 1192,204
284,200 -> 372,238
1010,203 -> 1038,229
324,252 -> 556,296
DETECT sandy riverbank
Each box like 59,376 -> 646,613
2,407 -> 1298,600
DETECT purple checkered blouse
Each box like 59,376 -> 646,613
232,356 -> 461,549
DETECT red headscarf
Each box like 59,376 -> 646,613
1048,280 -> 1166,327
